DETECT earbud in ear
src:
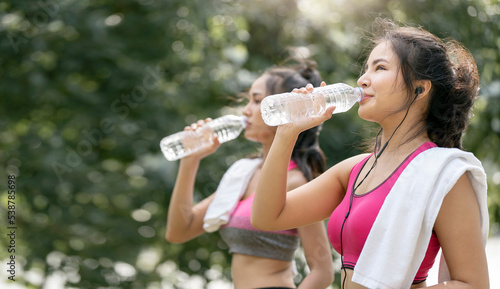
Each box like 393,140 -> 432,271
415,87 -> 423,95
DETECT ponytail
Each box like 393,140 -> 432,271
425,40 -> 479,148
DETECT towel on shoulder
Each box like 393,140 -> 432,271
203,158 -> 262,233
352,147 -> 488,289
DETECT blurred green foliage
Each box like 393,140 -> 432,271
0,0 -> 498,288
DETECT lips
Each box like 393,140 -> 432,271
361,93 -> 374,103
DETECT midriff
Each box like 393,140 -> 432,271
231,253 -> 296,289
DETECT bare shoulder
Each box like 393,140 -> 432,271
433,173 -> 489,287
331,153 -> 371,172
286,153 -> 370,192
436,173 -> 478,224
317,153 -> 371,189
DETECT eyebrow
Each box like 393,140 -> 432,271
364,58 -> 389,70
251,92 -> 265,98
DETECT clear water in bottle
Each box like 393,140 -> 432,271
160,115 -> 246,161
261,83 -> 363,126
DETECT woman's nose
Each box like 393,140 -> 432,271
242,102 -> 251,116
357,73 -> 370,88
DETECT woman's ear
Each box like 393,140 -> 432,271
414,80 -> 432,98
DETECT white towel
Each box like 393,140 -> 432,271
203,158 -> 262,232
352,147 -> 488,289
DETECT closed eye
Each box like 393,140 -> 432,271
363,58 -> 389,73
362,64 -> 386,74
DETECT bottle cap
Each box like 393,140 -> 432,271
355,87 -> 363,102
241,115 -> 248,128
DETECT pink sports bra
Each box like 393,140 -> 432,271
219,160 -> 300,261
327,142 -> 441,284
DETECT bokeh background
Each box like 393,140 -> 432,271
0,0 -> 499,288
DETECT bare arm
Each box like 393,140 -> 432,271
252,82 -> 356,231
297,222 -> 335,289
428,173 -> 489,288
165,157 -> 215,243
284,167 -> 334,288
251,104 -> 367,230
165,119 -> 220,243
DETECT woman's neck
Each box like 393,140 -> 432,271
260,141 -> 272,162
377,131 -> 430,157
378,109 -> 429,153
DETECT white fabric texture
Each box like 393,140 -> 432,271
352,147 -> 489,289
203,158 -> 261,232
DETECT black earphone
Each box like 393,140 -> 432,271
339,86 -> 422,288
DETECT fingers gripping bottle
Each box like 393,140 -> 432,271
260,83 -> 363,126
160,115 -> 246,161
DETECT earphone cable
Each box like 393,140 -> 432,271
339,92 -> 419,288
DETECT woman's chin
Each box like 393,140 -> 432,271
243,132 -> 258,143
244,131 -> 274,144
357,107 -> 377,123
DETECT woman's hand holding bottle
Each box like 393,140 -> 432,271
181,118 -> 221,162
276,82 -> 336,137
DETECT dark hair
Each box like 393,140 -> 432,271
366,18 -> 479,149
263,59 -> 326,180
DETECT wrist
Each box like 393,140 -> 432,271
276,125 -> 300,142
179,156 -> 201,167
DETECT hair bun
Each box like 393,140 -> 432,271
297,59 -> 321,87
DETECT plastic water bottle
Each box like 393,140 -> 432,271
160,115 -> 246,161
260,83 -> 363,126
